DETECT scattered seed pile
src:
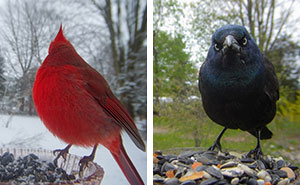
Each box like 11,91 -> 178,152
153,150 -> 299,185
0,152 -> 76,184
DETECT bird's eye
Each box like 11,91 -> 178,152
214,43 -> 220,51
242,37 -> 247,46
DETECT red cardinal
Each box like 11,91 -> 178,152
33,25 -> 145,185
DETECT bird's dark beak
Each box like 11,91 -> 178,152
222,35 -> 240,54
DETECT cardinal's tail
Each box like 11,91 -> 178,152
111,143 -> 144,185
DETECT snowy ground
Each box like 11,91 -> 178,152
0,114 -> 147,185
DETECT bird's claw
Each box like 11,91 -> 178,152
79,155 -> 94,177
246,147 -> 263,160
53,148 -> 70,166
53,149 -> 67,158
208,145 -> 215,151
208,140 -> 222,152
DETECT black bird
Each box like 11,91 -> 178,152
198,25 -> 279,159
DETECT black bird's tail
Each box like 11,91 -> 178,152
249,127 -> 273,140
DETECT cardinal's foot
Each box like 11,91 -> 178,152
79,155 -> 95,176
246,146 -> 263,160
53,144 -> 72,166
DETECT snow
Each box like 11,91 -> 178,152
0,114 -> 146,185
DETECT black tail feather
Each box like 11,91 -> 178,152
248,127 -> 272,140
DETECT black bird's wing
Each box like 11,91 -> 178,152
263,56 -> 279,102
249,56 -> 279,140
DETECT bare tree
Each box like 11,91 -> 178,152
88,0 -> 147,118
235,0 -> 297,52
190,0 -> 298,54
0,0 -> 62,114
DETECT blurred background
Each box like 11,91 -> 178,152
0,0 -> 147,184
153,0 -> 300,166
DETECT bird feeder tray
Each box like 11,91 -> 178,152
0,148 -> 104,185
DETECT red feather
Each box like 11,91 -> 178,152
33,25 -> 145,184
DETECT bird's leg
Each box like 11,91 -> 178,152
208,127 -> 227,152
79,144 -> 98,176
53,144 -> 72,166
246,129 -> 263,159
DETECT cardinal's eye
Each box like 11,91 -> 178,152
242,37 -> 247,46
214,43 -> 220,51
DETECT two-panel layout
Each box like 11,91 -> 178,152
0,0 -> 299,185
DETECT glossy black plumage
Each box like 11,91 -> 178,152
199,25 -> 279,157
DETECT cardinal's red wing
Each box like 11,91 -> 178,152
83,67 -> 145,151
